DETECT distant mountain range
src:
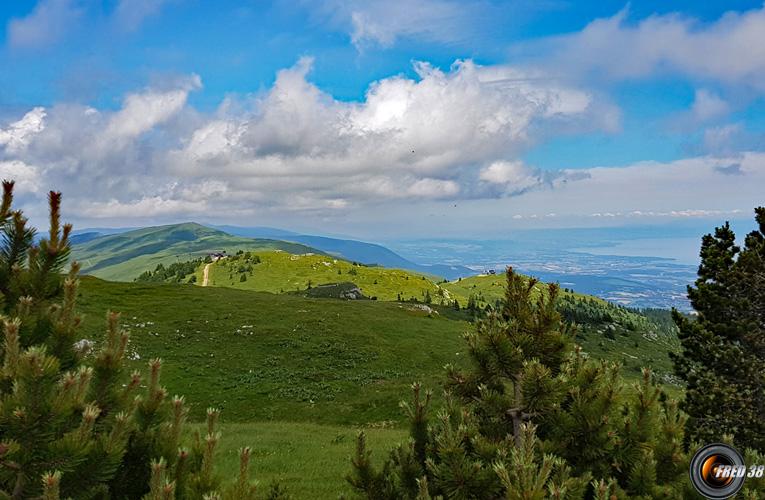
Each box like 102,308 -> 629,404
212,225 -> 471,279
71,223 -> 473,281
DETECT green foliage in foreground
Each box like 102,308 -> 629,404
444,273 -> 655,333
449,274 -> 681,386
348,269 -> 696,499
0,182 -> 269,499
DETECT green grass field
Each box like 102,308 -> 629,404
208,421 -> 404,498
76,278 -> 463,496
200,250 -> 454,303
77,277 -> 469,424
77,274 -> 680,423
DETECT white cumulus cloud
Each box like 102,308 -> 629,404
0,107 -> 46,154
161,58 -> 610,211
7,58 -> 756,233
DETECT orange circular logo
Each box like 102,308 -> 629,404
690,444 -> 746,499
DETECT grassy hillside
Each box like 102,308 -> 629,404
444,272 -> 587,303
78,275 -> 679,423
76,276 -> 469,424
74,276 -> 681,497
72,223 -> 319,281
199,250 -> 457,303
167,253 -> 680,383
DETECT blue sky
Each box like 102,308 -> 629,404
0,0 -> 764,238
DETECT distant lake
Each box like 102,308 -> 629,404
572,237 -> 701,265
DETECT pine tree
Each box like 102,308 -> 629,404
671,207 -> 765,450
0,182 -> 269,498
349,267 -> 689,499
446,271 -> 572,448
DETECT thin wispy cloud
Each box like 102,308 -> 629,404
5,0 -> 177,49
345,0 -> 470,48
7,0 -> 84,49
514,4 -> 765,90
697,123 -> 765,157
689,89 -> 730,122
307,0 -> 542,51
113,0 -> 175,32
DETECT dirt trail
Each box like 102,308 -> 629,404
202,263 -> 212,287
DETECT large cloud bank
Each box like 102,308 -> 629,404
1,58 -> 618,221
1,56 -> 762,233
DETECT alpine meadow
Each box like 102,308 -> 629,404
2,1 -> 765,499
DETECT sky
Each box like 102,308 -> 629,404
0,0 -> 764,240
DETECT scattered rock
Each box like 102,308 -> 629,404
73,338 -> 94,356
408,304 -> 438,315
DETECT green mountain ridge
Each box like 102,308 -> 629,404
73,222 -> 473,280
72,222 -> 321,281
214,225 -> 473,279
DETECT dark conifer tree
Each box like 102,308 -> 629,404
671,207 -> 765,450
